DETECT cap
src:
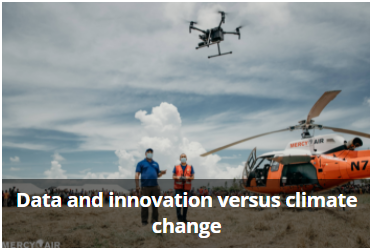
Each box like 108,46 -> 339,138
146,148 -> 153,153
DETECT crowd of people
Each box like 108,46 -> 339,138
337,183 -> 370,195
2,187 -> 20,207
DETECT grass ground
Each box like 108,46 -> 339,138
2,195 -> 370,248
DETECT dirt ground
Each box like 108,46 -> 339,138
2,195 -> 370,248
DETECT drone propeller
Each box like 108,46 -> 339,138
216,10 -> 226,24
200,90 -> 370,157
217,10 -> 227,15
187,21 -> 198,33
236,25 -> 244,39
182,18 -> 199,24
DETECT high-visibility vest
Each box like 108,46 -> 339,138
174,164 -> 192,190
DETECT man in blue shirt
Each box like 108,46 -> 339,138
135,148 -> 166,226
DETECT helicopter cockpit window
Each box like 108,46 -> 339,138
252,156 -> 273,187
252,156 -> 274,171
247,155 -> 255,169
246,148 -> 256,169
271,160 -> 279,172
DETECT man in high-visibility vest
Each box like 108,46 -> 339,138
173,153 -> 195,222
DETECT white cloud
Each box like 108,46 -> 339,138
79,168 -> 91,174
221,154 -> 242,159
4,142 -> 50,151
10,167 -> 21,171
135,102 -> 182,134
52,152 -> 65,162
83,150 -> 136,179
44,161 -> 67,179
84,102 -> 243,179
10,156 -> 20,163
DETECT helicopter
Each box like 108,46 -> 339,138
188,11 -> 243,59
201,90 -> 370,195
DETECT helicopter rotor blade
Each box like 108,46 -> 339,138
306,90 -> 341,124
200,128 -> 290,157
321,126 -> 370,139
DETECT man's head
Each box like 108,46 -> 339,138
145,148 -> 153,159
180,153 -> 187,163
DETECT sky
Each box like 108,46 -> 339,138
2,2 -> 370,180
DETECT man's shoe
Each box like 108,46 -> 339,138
142,222 -> 148,226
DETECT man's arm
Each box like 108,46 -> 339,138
172,166 -> 180,179
186,166 -> 195,180
187,174 -> 195,180
158,170 -> 166,178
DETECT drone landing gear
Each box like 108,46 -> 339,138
208,43 -> 232,59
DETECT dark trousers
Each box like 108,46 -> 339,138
141,185 -> 161,224
175,189 -> 190,221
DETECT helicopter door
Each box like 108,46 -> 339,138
242,147 -> 256,186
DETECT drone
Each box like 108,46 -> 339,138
188,11 -> 243,59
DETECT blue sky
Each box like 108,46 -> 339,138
2,2 -> 370,179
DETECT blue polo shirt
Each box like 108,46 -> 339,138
136,159 -> 160,187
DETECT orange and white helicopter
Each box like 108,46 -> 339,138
201,90 -> 370,195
